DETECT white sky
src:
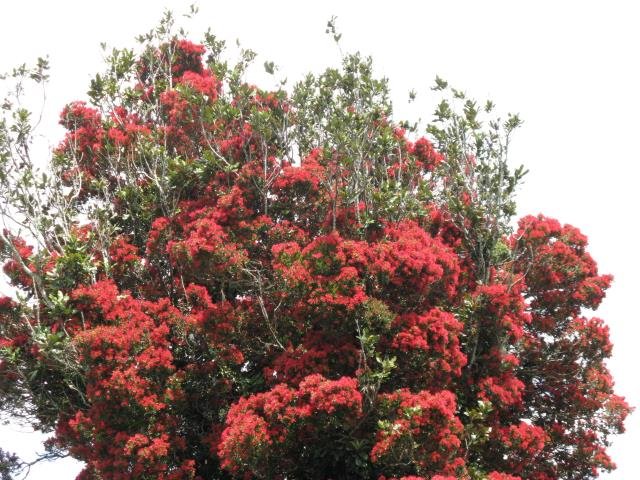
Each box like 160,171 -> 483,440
0,1 -> 638,478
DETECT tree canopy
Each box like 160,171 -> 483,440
0,12 -> 629,480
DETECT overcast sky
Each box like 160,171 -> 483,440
0,1 -> 638,478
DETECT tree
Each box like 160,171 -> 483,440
0,11 -> 629,480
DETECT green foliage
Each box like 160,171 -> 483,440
428,80 -> 527,281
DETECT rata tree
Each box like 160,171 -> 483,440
0,11 -> 629,480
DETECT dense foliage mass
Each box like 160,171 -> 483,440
0,14 -> 629,480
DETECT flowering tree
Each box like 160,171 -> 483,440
0,12 -> 629,480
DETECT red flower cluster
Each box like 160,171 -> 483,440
179,70 -> 221,100
1,233 -> 34,288
388,308 -> 466,389
372,389 -> 464,477
411,137 -> 444,171
219,374 -> 362,477
58,101 -> 104,166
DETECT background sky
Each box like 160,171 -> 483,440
0,1 -> 638,478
